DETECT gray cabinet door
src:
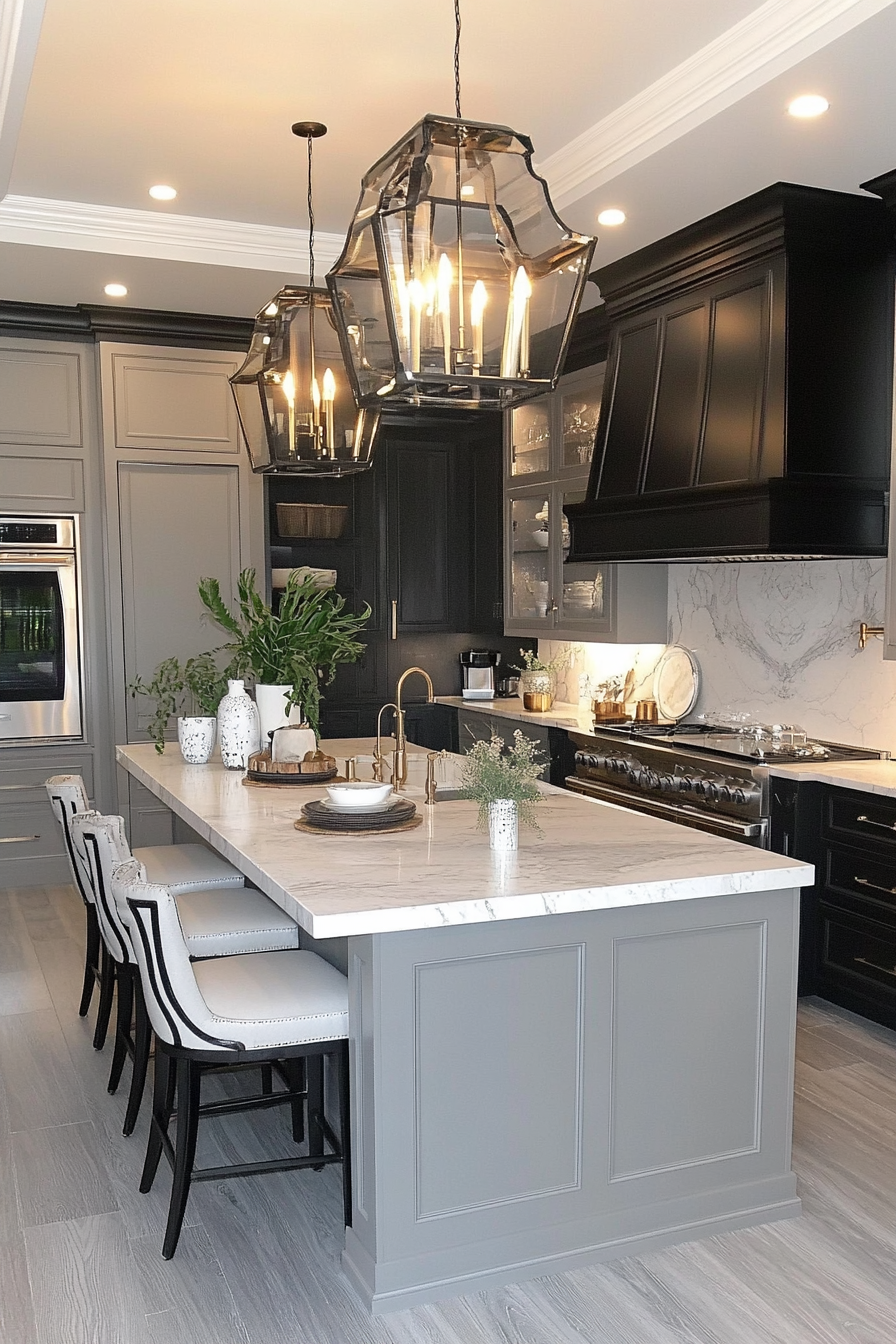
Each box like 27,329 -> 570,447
0,454 -> 85,512
109,351 -> 242,454
0,346 -> 82,446
117,460 -> 243,744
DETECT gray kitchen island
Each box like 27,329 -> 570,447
117,740 -> 814,1314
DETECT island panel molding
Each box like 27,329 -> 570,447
413,941 -> 585,1218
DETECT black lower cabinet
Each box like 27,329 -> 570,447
777,781 -> 896,1029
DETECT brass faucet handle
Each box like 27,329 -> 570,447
424,749 -> 447,805
858,622 -> 885,650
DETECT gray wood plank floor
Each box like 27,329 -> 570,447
1,881 -> 894,1344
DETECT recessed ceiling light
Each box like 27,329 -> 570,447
149,184 -> 177,201
598,208 -> 626,227
104,283 -> 128,297
787,94 -> 829,119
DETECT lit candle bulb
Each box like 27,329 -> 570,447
437,252 -> 453,375
282,369 -> 296,455
311,376 -> 321,449
408,278 -> 426,372
322,367 -> 336,455
470,280 -> 487,371
515,266 -> 532,376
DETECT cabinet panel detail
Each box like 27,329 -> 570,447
0,455 -> 85,512
0,349 -> 82,446
609,922 -> 765,1179
598,322 -> 658,497
117,462 -> 242,743
645,305 -> 706,492
699,280 -> 769,485
111,353 -> 241,453
393,447 -> 450,629
414,943 -> 584,1218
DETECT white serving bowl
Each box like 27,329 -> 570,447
325,781 -> 394,810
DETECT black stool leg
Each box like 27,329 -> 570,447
307,1054 -> 325,1165
337,1039 -> 352,1229
107,962 -> 133,1094
79,905 -> 100,1017
123,981 -> 151,1137
283,1059 -> 305,1144
140,1048 -> 175,1193
92,946 -> 115,1050
163,1057 -> 201,1260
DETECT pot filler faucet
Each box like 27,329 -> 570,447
374,666 -> 434,788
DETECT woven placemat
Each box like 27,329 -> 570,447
300,797 -> 416,830
293,814 -> 423,837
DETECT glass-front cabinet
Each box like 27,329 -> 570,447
504,362 -> 668,642
508,364 -> 604,481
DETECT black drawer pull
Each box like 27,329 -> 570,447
854,956 -> 896,979
855,875 -> 896,897
855,814 -> 896,833
0,834 -> 41,845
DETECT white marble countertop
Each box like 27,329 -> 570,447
117,739 -> 812,940
438,696 -> 595,732
768,758 -> 896,796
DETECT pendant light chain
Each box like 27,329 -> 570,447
454,0 -> 462,119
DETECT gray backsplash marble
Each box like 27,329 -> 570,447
540,559 -> 896,753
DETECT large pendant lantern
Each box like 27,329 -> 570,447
326,8 -> 595,413
230,123 -> 379,475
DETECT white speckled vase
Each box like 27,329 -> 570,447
217,679 -> 260,770
488,799 -> 518,852
177,716 -> 216,764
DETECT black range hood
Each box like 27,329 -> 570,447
566,181 -> 894,563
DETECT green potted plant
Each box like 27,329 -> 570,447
198,567 -> 370,739
458,729 -> 545,850
517,647 -> 569,711
127,654 -> 227,761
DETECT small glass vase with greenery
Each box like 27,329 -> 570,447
197,568 -> 370,737
127,654 -> 228,755
458,729 -> 545,846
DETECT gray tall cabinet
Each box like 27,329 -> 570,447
0,323 -> 261,881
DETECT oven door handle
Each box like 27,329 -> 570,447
0,553 -> 75,565
566,777 -> 766,840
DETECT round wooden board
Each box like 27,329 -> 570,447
293,815 -> 423,837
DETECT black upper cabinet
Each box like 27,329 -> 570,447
567,183 -> 894,562
268,412 -> 518,736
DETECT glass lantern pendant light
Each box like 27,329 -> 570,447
230,122 -> 379,474
326,1 -> 596,413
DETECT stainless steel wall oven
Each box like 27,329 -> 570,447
0,515 -> 83,742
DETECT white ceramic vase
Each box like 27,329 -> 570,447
488,799 -> 518,852
217,679 -> 260,770
177,716 -> 216,764
254,683 -> 305,743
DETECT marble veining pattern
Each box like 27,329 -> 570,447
117,742 -> 812,940
667,560 -> 896,751
769,758 -> 896,797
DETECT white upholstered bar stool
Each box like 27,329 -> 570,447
113,860 -> 350,1261
71,811 -> 301,1136
46,773 -> 248,1042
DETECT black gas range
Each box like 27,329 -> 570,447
566,720 -> 888,848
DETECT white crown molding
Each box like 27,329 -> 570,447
0,193 -> 346,275
538,0 -> 896,209
0,0 -> 46,199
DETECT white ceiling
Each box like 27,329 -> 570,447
2,0 -> 896,319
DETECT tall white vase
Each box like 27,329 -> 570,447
488,799 -> 519,851
217,679 -> 260,769
254,683 -> 305,743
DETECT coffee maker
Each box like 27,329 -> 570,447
460,650 -> 500,700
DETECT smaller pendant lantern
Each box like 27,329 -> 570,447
230,123 -> 379,475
